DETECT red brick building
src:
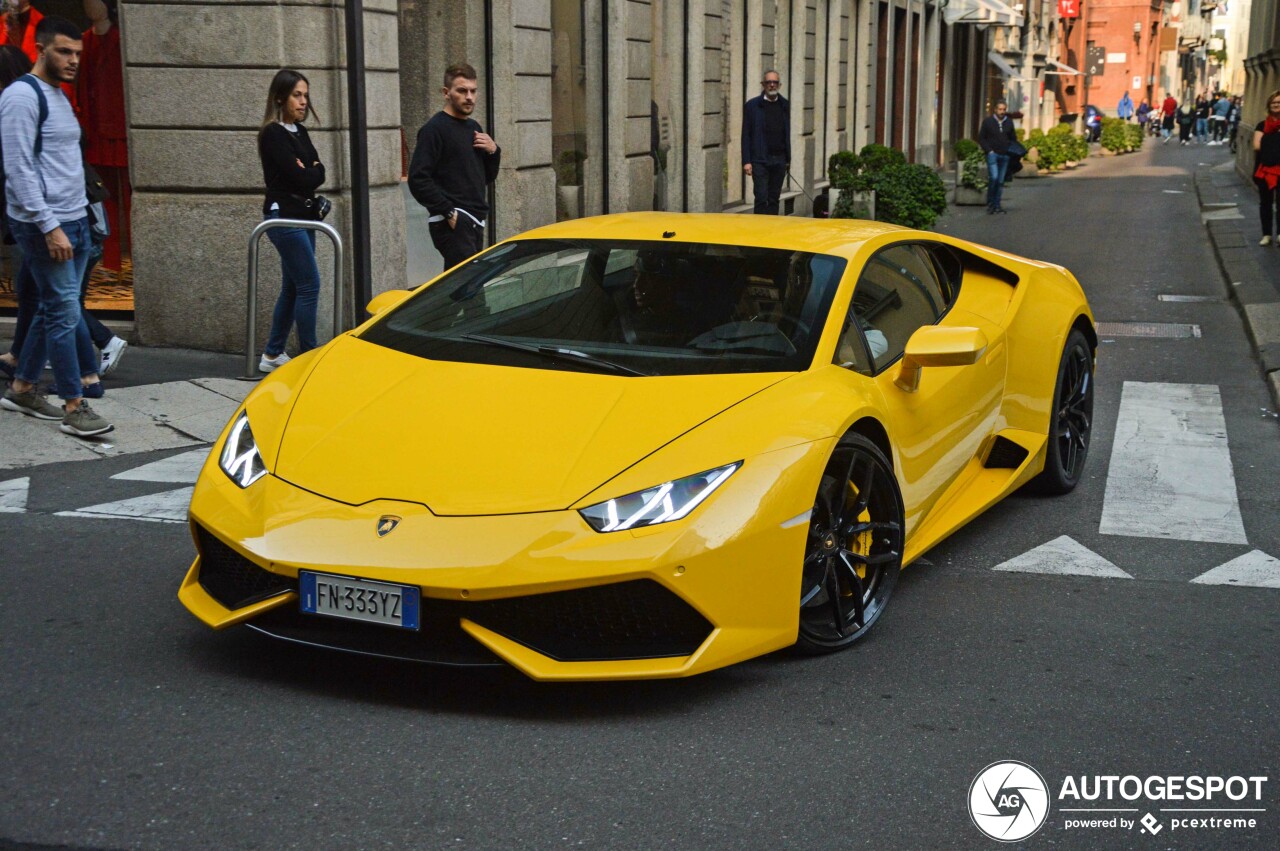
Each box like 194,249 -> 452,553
1056,0 -> 1166,119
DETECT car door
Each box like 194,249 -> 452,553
833,241 -> 1007,533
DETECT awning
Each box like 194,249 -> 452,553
944,0 -> 1025,28
988,50 -> 1033,81
1045,58 -> 1082,75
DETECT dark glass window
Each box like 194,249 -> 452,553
362,239 -> 846,377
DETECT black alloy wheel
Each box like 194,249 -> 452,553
1029,328 -> 1094,494
796,434 -> 904,653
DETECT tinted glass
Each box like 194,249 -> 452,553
841,244 -> 948,373
362,239 -> 846,376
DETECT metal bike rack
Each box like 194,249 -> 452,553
242,218 -> 345,380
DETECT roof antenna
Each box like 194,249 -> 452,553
662,231 -> 676,239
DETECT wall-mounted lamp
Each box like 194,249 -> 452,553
1133,21 -> 1142,45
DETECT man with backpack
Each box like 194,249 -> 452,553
0,15 -> 111,436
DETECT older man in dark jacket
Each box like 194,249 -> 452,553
741,70 -> 790,215
978,100 -> 1017,214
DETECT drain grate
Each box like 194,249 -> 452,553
1096,322 -> 1202,338
1158,294 -> 1219,303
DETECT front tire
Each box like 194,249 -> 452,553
1030,328 -> 1094,494
796,434 -> 904,653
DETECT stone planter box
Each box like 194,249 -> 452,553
953,163 -> 988,205
830,187 -> 876,219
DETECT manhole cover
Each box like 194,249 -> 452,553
1158,294 -> 1219,303
1096,322 -> 1201,338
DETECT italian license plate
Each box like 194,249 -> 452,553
299,571 -> 420,630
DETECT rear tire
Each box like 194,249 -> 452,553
1029,328 -> 1094,495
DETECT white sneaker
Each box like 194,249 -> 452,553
99,336 -> 128,376
258,352 -> 291,373
1262,236 -> 1274,247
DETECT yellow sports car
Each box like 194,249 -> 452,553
180,213 -> 1095,681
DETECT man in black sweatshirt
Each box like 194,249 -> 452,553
408,62 -> 501,271
978,100 -> 1016,214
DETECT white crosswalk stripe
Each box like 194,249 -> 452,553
1099,382 -> 1247,545
55,487 -> 194,524
111,448 -> 210,483
0,477 -> 29,513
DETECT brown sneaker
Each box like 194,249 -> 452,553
1,385 -> 64,420
60,401 -> 114,437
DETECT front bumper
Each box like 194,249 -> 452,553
179,439 -> 831,681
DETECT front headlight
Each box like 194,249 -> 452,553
579,462 -> 741,532
219,413 -> 268,488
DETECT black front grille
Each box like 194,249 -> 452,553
196,525 -> 295,609
465,579 -> 713,662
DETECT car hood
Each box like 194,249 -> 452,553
273,336 -> 789,514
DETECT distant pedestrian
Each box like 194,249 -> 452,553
408,62 -> 501,272
1117,92 -> 1134,122
978,100 -> 1015,214
256,68 -> 325,373
1252,89 -> 1280,247
1210,92 -> 1230,144
1228,96 -> 1242,153
1161,93 -> 1177,141
0,16 -> 111,436
741,69 -> 790,215
1136,99 -> 1151,133
1194,94 -> 1210,144
1177,101 -> 1194,145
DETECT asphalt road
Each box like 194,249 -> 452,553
2,140 -> 1278,850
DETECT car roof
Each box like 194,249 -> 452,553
505,212 -> 913,260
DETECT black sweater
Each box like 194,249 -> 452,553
978,114 -> 1016,155
259,122 -> 325,217
408,111 -> 501,218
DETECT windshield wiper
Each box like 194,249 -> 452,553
458,334 -> 649,377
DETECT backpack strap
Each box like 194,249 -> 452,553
16,74 -> 48,158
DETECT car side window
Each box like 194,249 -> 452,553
837,244 -> 948,375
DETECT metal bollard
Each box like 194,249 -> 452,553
243,218 -> 345,380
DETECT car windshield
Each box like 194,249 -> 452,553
361,238 -> 846,376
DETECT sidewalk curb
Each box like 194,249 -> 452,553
1195,167 -> 1280,412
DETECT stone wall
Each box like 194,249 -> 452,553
122,0 -> 405,352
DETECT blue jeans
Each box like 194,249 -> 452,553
10,241 -> 110,357
1194,117 -> 1208,142
9,217 -> 93,401
986,152 -> 1009,210
263,211 -> 320,356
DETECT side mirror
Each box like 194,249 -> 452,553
894,326 -> 989,393
365,289 -> 412,316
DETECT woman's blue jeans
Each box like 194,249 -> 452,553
264,212 -> 320,357
9,218 -> 94,400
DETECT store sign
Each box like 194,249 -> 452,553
1058,0 -> 1079,18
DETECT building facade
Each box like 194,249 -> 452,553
107,0 -> 1030,351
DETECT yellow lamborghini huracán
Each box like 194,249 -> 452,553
180,213 -> 1095,681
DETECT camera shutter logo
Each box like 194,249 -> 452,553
968,761 -> 1050,842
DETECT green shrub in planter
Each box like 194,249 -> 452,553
953,138 -> 980,161
960,150 -> 988,190
861,162 -> 947,229
1125,123 -> 1144,149
1100,117 -> 1129,153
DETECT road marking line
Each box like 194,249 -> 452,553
1190,550 -> 1280,589
55,486 -> 193,524
993,535 -> 1132,578
111,448 -> 210,484
0,477 -> 30,513
1100,382 -> 1247,545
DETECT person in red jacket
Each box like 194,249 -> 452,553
1160,93 -> 1177,142
3,0 -> 41,63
